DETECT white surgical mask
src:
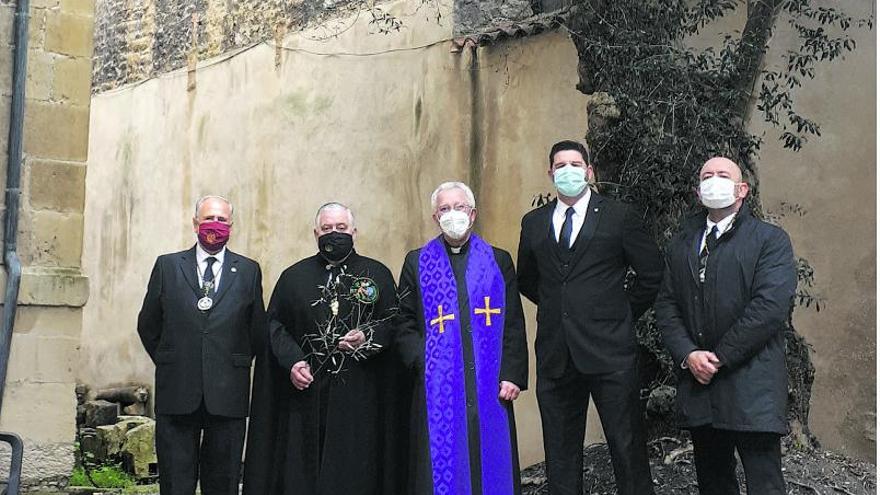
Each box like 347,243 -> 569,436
699,176 -> 738,209
439,210 -> 471,240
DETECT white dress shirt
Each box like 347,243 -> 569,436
699,212 -> 736,253
196,243 -> 226,291
552,189 -> 592,248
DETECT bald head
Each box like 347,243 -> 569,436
699,157 -> 743,182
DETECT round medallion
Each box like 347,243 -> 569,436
350,277 -> 379,304
198,297 -> 214,311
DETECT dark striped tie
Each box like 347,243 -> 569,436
699,226 -> 718,283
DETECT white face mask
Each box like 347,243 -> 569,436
439,210 -> 471,240
699,176 -> 738,209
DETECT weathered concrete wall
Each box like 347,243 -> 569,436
83,0 -> 875,469
751,3 -> 876,461
0,0 -> 94,487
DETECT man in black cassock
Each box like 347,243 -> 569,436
242,202 -> 404,495
397,181 -> 529,495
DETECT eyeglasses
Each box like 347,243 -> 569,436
436,204 -> 473,215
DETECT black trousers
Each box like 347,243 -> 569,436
536,361 -> 654,495
690,426 -> 785,495
156,402 -> 247,495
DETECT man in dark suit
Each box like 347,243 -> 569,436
517,140 -> 662,495
655,157 -> 796,494
138,195 -> 267,495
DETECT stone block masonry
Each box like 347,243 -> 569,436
92,0 -> 366,92
0,0 -> 93,488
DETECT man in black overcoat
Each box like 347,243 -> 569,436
517,140 -> 662,495
243,202 -> 404,495
655,157 -> 796,494
137,195 -> 267,495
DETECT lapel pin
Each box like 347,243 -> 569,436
231,267 -> 237,273
594,208 -> 599,212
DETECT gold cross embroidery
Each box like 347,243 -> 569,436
430,304 -> 455,334
474,296 -> 501,326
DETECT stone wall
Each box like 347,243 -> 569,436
91,0 -> 370,92
453,0 -> 534,35
0,0 -> 93,487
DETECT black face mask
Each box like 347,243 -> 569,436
318,232 -> 354,264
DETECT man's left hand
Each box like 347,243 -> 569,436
498,381 -> 521,401
338,329 -> 366,352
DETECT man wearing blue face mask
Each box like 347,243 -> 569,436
655,157 -> 796,494
517,140 -> 662,495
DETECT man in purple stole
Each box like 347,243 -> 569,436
397,181 -> 529,495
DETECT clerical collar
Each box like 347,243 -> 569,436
442,236 -> 470,255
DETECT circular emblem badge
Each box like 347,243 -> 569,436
350,277 -> 379,304
198,297 -> 214,311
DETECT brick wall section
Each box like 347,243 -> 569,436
0,0 -> 93,487
92,0 -> 362,93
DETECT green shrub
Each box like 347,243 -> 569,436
69,464 -> 135,488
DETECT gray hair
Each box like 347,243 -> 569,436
194,195 -> 234,218
430,182 -> 476,210
315,202 -> 355,228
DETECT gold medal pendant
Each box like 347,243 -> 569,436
198,297 -> 214,311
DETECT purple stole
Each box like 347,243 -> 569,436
418,235 -> 513,495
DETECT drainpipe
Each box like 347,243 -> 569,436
0,0 -> 29,417
0,2 -> 31,492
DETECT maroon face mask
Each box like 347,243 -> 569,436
197,221 -> 230,252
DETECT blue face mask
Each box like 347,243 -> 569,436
553,165 -> 588,197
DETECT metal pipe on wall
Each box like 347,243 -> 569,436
0,0 -> 30,415
0,0 -> 31,492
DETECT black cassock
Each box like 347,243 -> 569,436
243,252 -> 406,495
396,237 -> 529,495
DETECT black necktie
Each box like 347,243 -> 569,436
203,256 -> 217,293
559,207 -> 575,249
699,226 -> 718,283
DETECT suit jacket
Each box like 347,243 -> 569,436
137,246 -> 267,418
517,194 -> 662,377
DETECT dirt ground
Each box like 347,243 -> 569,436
22,437 -> 876,494
521,438 -> 876,495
